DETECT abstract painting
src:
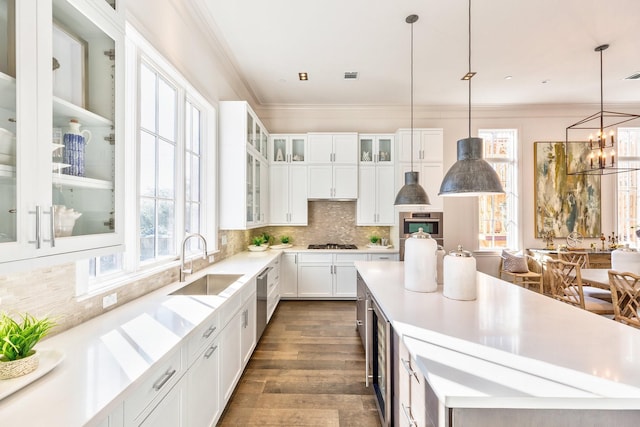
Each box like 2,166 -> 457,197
534,141 -> 601,238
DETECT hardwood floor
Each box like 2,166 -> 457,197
218,300 -> 381,426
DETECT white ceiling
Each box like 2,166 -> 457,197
189,0 -> 640,108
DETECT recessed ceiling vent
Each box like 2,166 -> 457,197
344,71 -> 358,80
625,72 -> 640,80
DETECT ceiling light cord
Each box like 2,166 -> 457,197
599,46 -> 604,134
410,16 -> 415,172
468,0 -> 472,139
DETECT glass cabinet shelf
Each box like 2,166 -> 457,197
53,97 -> 113,128
52,173 -> 113,190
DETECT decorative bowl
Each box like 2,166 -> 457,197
248,245 -> 268,252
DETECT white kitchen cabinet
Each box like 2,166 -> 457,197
0,0 -> 125,269
397,337 -> 429,427
357,165 -> 395,225
269,134 -> 306,163
307,132 -> 358,200
138,379 -> 186,427
266,257 -> 280,321
186,336 -> 221,427
220,307 -> 242,402
397,128 -> 443,163
269,164 -> 307,225
124,347 -> 185,426
359,134 -> 394,164
96,404 -> 124,427
297,252 -> 367,298
241,296 -> 257,365
219,101 -> 269,229
396,128 -> 444,212
280,252 -> 298,298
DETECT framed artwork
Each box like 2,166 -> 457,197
52,22 -> 87,108
534,141 -> 601,238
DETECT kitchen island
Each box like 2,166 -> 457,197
355,261 -> 640,426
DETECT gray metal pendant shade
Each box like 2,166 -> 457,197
438,137 -> 504,197
395,171 -> 430,205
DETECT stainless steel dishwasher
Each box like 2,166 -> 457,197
256,266 -> 272,341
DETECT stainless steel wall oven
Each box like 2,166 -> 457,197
399,211 -> 443,260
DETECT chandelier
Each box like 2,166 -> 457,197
565,44 -> 640,175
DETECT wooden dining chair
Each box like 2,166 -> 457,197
546,259 -> 614,315
498,253 -> 543,293
608,270 -> 640,329
559,250 -> 612,301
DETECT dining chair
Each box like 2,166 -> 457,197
546,259 -> 614,315
559,251 -> 612,301
498,253 -> 543,293
608,270 -> 640,329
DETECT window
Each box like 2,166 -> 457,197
477,129 -> 519,250
139,62 -> 177,263
80,25 -> 216,295
616,127 -> 640,246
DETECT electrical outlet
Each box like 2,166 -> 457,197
208,255 -> 215,263
221,235 -> 228,245
102,293 -> 117,309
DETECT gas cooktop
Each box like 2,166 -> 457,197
307,243 -> 358,250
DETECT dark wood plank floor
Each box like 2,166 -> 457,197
218,300 -> 381,426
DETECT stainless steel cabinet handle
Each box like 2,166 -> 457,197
203,325 -> 217,338
48,206 -> 55,247
401,357 -> 420,382
28,205 -> 42,249
204,345 -> 218,359
401,403 -> 417,427
152,368 -> 177,391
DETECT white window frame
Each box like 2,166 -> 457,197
76,24 -> 217,296
476,129 -> 520,251
616,127 -> 640,247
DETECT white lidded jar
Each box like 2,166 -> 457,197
404,227 -> 437,292
443,245 -> 477,300
611,245 -> 640,273
436,245 -> 446,285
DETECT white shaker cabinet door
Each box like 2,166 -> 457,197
269,165 -> 289,224
376,165 -> 396,225
298,264 -> 333,297
357,166 -> 377,225
186,338 -> 221,427
333,165 -> 358,199
289,165 -> 308,224
308,165 -> 332,199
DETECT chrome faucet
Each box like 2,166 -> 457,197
180,233 -> 208,282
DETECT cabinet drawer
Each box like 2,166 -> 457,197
186,312 -> 220,365
369,253 -> 399,261
124,348 -> 184,424
298,253 -> 332,263
335,253 -> 368,263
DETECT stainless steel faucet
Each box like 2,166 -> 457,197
180,233 -> 208,282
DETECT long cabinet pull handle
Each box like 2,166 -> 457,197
365,297 -> 370,387
401,357 -> 420,382
203,325 -> 217,338
401,403 -> 417,427
34,205 -> 42,249
204,345 -> 218,359
152,368 -> 177,391
49,205 -> 55,247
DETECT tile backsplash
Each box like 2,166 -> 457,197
0,201 -> 389,335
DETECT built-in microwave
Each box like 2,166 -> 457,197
399,212 -> 443,260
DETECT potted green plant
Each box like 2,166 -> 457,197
0,312 -> 55,379
280,235 -> 290,244
251,235 -> 265,246
369,235 -> 381,245
261,232 -> 272,246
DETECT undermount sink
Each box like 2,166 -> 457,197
170,274 -> 244,296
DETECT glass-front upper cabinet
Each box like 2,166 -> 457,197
0,0 -> 124,268
359,134 -> 394,164
269,134 -> 306,163
0,0 -> 17,247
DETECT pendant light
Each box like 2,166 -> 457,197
565,44 -> 640,175
394,14 -> 430,206
438,0 -> 504,197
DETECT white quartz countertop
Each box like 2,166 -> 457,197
355,261 -> 640,410
283,245 -> 399,254
0,250 -> 281,426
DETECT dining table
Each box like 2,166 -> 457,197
580,268 -> 611,289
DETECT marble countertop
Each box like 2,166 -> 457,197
0,250 -> 281,426
355,261 -> 640,409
